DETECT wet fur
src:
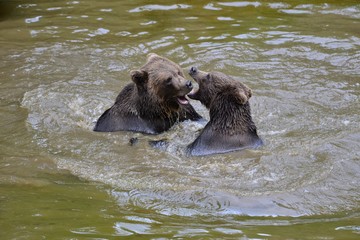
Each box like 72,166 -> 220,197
187,68 -> 263,156
94,54 -> 202,134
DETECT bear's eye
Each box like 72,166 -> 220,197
166,77 -> 172,84
206,74 -> 211,80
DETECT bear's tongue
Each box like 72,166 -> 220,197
177,96 -> 189,105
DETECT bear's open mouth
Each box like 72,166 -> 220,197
177,95 -> 189,105
187,88 -> 198,100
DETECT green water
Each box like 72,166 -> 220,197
1,0 -> 359,239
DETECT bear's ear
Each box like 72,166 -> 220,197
244,85 -> 252,99
237,85 -> 252,104
130,70 -> 148,85
146,53 -> 160,62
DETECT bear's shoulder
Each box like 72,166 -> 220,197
187,122 -> 263,156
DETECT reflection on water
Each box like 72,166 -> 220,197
1,0 -> 360,239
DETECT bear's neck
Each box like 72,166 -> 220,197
209,101 -> 258,136
137,90 -> 180,122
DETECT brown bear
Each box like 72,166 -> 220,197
94,53 -> 202,134
187,67 -> 263,156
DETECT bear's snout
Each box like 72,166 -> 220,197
186,80 -> 192,89
189,66 -> 198,75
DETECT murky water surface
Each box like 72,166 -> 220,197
1,0 -> 359,239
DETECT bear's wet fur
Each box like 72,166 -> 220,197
187,67 -> 263,156
94,53 -> 202,134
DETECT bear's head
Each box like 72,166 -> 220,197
130,53 -> 193,109
187,67 -> 252,109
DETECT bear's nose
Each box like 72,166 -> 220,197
189,66 -> 197,74
186,80 -> 192,89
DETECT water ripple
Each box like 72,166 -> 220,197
218,2 -> 262,8
129,4 -> 191,13
13,0 -> 360,218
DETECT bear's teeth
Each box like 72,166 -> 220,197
188,88 -> 197,95
187,88 -> 198,100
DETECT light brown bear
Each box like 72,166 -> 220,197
187,67 -> 263,156
94,54 -> 202,134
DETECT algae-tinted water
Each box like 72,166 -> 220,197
1,0 -> 359,239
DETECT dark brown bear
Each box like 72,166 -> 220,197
187,67 -> 263,156
94,53 -> 202,134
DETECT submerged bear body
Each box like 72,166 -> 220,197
94,54 -> 202,134
187,67 -> 263,156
